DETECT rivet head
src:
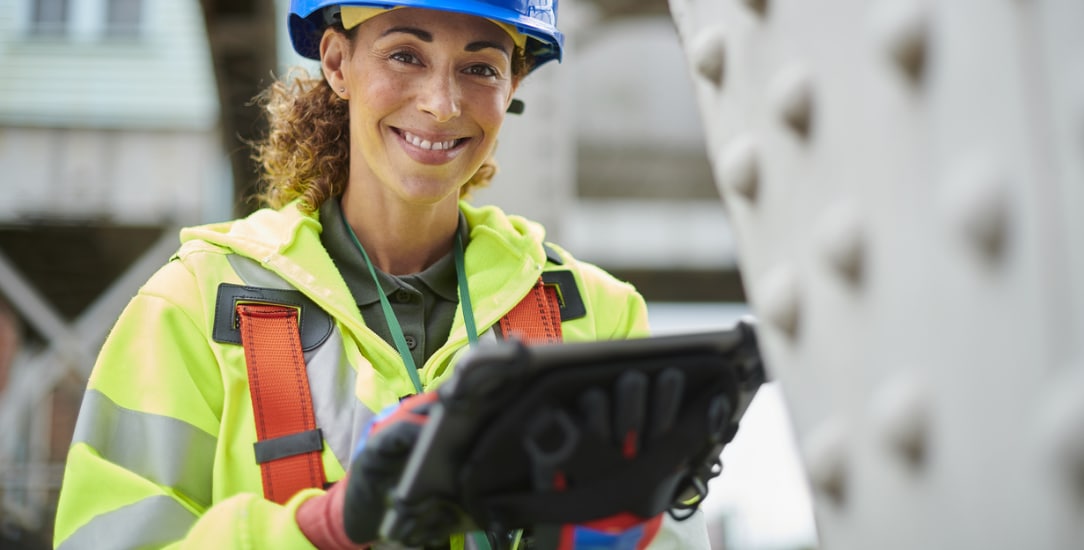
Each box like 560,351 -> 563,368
817,200 -> 865,285
804,418 -> 849,505
875,1 -> 929,83
873,373 -> 930,467
773,67 -> 815,138
741,0 -> 768,16
691,27 -> 726,87
944,161 -> 1011,263
1039,370 -> 1084,500
756,266 -> 801,338
720,136 -> 759,202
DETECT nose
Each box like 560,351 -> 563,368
417,70 -> 462,122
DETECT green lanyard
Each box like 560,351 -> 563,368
343,216 -> 478,395
343,214 -> 504,549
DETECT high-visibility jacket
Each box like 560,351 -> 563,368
53,200 -> 710,549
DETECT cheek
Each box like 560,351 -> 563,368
481,110 -> 507,135
350,66 -> 407,120
472,87 -> 513,132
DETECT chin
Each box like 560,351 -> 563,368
395,178 -> 465,206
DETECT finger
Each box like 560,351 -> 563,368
579,388 -> 611,440
649,368 -> 684,441
614,370 -> 648,459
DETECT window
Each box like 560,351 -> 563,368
105,0 -> 142,36
30,0 -> 69,35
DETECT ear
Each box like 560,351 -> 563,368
320,28 -> 350,99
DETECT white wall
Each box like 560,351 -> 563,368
0,0 -> 218,129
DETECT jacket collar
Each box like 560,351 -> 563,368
180,199 -> 551,361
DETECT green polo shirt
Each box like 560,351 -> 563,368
319,198 -> 464,368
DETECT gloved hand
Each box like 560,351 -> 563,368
296,392 -> 437,550
526,369 -> 685,550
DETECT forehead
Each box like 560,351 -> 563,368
361,7 -> 512,44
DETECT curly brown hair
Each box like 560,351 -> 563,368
252,27 -> 534,213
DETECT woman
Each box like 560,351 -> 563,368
53,1 -> 710,548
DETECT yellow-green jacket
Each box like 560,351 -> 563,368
53,201 -> 709,549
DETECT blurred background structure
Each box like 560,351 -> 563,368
2,0 -> 815,548
0,1 -> 228,547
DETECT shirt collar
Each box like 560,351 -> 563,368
319,198 -> 465,306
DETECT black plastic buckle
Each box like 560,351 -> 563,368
212,283 -> 334,352
541,271 -> 586,321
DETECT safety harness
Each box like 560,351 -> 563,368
239,303 -> 328,504
226,266 -> 576,504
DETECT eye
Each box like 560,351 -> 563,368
389,51 -> 421,65
464,64 -> 498,78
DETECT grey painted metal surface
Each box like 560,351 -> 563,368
669,0 -> 1083,548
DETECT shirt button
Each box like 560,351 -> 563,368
404,335 -> 418,350
394,289 -> 412,303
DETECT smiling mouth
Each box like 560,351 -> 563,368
398,129 -> 467,152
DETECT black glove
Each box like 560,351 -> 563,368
527,369 -> 688,550
343,391 -> 437,544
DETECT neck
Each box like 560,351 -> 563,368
340,189 -> 460,275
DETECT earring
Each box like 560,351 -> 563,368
339,87 -> 346,93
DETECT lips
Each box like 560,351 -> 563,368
400,130 -> 462,151
391,127 -> 472,166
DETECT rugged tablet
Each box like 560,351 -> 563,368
381,320 -> 766,547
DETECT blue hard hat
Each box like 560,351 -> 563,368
288,0 -> 564,72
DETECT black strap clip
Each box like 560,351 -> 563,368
254,429 -> 324,464
212,283 -> 334,352
541,271 -> 586,321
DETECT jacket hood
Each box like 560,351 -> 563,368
179,200 -> 321,261
180,200 -> 548,267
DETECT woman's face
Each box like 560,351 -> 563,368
322,8 -> 519,207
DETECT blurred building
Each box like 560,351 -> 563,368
0,0 -> 226,543
471,2 -> 745,304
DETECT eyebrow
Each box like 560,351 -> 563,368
382,26 -> 510,56
383,26 -> 432,41
465,40 -> 509,55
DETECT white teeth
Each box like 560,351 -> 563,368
403,131 -> 457,151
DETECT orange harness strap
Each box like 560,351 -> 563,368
499,278 -> 564,344
238,303 -> 328,505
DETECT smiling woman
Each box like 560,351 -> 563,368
51,1 -> 711,550
326,9 -> 519,266
255,7 -> 533,274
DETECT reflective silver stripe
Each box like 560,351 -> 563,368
72,389 -> 215,507
229,253 -> 371,469
479,325 -> 499,344
306,328 -> 375,468
56,495 -> 196,550
228,255 -> 295,291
